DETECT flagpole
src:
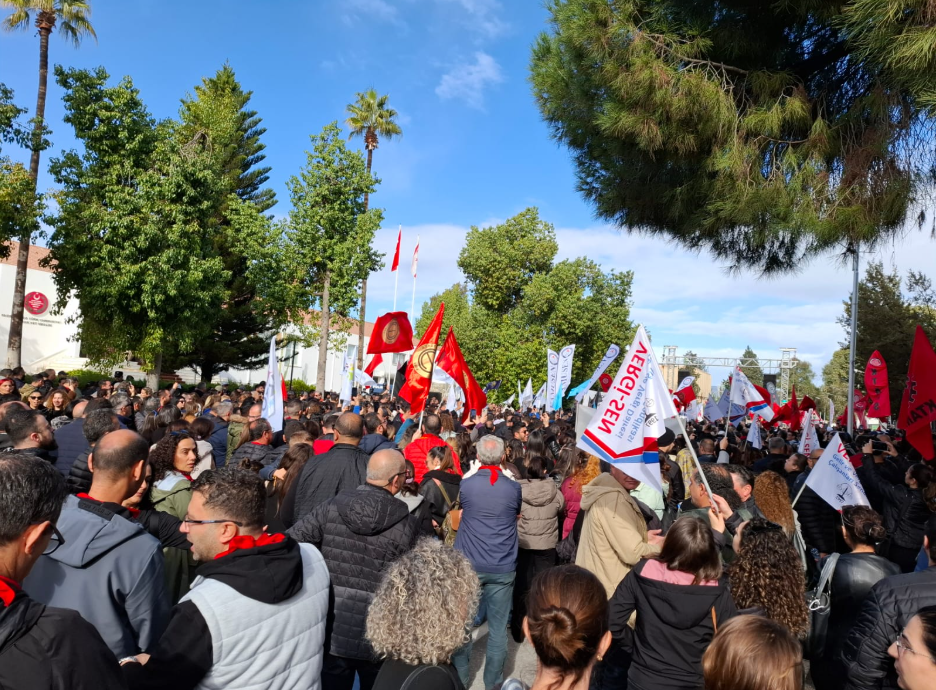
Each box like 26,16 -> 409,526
791,479 -> 807,508
418,347 -> 438,430
393,224 -> 400,313
675,415 -> 719,514
847,244 -> 859,437
410,234 -> 419,326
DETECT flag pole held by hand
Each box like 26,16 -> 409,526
675,415 -> 719,515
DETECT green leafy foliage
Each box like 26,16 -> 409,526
738,346 -> 763,384
821,348 -> 850,418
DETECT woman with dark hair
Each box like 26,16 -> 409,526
728,519 -> 809,638
504,438 -> 525,479
420,445 -> 461,530
524,429 -> 549,469
188,415 -> 215,479
500,565 -> 611,690
452,431 -> 474,473
512,456 -> 566,642
140,405 -> 181,445
703,615 -> 803,690
608,516 -> 737,690
861,439 -> 935,572
888,605 -> 936,690
267,442 -> 314,533
811,505 -> 900,689
560,451 -> 601,539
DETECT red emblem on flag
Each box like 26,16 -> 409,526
598,372 -> 613,392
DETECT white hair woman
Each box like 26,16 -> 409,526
367,538 -> 480,690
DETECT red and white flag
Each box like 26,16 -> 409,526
411,237 -> 419,278
390,227 -> 402,272
898,326 -> 936,460
864,351 -> 891,418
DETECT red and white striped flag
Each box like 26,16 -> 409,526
411,237 -> 419,278
390,227 -> 401,272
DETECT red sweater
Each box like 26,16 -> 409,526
404,435 -> 461,483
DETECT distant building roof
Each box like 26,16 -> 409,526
0,241 -> 53,273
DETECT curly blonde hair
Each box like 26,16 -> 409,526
570,454 -> 601,489
366,538 -> 480,665
753,471 -> 796,534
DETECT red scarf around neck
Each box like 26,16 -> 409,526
479,465 -> 502,485
213,533 -> 286,560
77,492 -> 140,519
0,576 -> 19,606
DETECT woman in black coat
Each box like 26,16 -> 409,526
418,445 -> 461,530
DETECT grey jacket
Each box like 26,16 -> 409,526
518,478 -> 565,551
24,494 -> 171,657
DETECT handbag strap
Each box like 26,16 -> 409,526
434,478 -> 453,509
810,553 -> 840,608
711,607 -> 717,633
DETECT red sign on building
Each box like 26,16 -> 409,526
24,291 -> 49,316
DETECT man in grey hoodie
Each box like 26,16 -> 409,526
25,429 -> 170,657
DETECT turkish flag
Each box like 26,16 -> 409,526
898,326 -> 936,460
364,354 -> 383,378
598,372 -> 613,392
789,386 -> 801,432
435,327 -> 487,424
391,227 -> 401,272
864,350 -> 891,418
367,311 -> 415,354
398,303 -> 444,416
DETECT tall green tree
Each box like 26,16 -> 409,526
346,89 -> 401,373
821,348 -> 850,419
530,0 -> 934,276
170,65 -> 281,381
789,361 -> 819,399
2,0 -> 95,368
738,346 -> 763,385
0,84 -> 41,258
44,66 -> 229,387
285,122 -> 384,392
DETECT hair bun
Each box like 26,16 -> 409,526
534,606 -> 585,663
867,524 -> 887,542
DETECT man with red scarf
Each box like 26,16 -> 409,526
122,466 -> 330,690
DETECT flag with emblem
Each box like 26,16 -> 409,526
898,326 -> 936,460
864,350 -> 891,418
367,311 -> 415,354
399,303 -> 444,416
435,327 -> 487,424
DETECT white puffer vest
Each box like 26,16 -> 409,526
181,543 -> 330,690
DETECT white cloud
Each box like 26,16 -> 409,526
435,51 -> 504,109
342,0 -> 405,27
435,0 -> 509,38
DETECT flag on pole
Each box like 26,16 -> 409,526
685,399 -> 704,422
567,344 -> 621,402
483,380 -> 502,394
802,433 -> 870,509
364,354 -> 383,378
789,386 -> 801,432
674,375 -> 696,409
865,350 -> 891,418
435,327 -> 488,424
532,382 -> 547,409
521,378 -> 533,409
502,393 -> 516,407
829,398 -> 835,425
552,344 -> 576,412
704,396 -> 723,422
798,410 -> 820,455
399,302 -> 444,416
854,390 -> 869,428
729,366 -> 775,422
577,325 -> 677,493
898,325 -> 936,460
391,226 -> 402,272
747,420 -> 763,450
354,368 -> 377,388
340,345 -> 357,404
754,383 -> 772,406
262,336 -> 284,433
411,237 -> 419,278
368,311 -> 415,354
546,350 -> 560,411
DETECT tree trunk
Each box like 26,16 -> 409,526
6,25 -> 51,369
146,352 -> 163,390
198,357 -> 215,384
316,271 -> 331,392
357,146 -> 374,374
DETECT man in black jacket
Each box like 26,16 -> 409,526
288,448 -> 420,690
752,436 -> 789,474
291,412 -> 369,524
66,408 -> 121,494
0,453 -> 125,689
1,407 -> 58,463
230,418 -> 276,470
840,516 -> 936,690
359,412 -> 396,455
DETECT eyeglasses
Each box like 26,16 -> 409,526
29,396 -> 43,401
895,631 -> 936,663
182,517 -> 244,527
43,524 -> 65,555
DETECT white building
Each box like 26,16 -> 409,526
1,242 -> 396,389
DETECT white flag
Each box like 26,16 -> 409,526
554,344 -> 576,412
570,343 -> 621,403
799,409 -> 820,455
729,366 -> 774,422
829,398 -> 836,425
546,349 -> 559,412
803,433 -> 870,510
411,237 -> 419,278
747,421 -> 763,450
340,345 -> 356,404
704,396 -> 723,422
262,336 -> 284,433
521,378 -> 533,409
354,368 -> 377,388
502,393 -> 516,407
686,399 -> 704,423
532,382 -> 547,409
577,326 -> 677,493
446,384 -> 457,412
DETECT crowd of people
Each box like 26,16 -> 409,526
1,365 -> 935,690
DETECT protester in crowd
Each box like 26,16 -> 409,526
724,464 -> 765,519
752,436 -> 789,475
288,449 -> 422,690
728,518 -> 809,638
225,400 -> 258,461
206,400 -> 232,468
860,441 -> 935,573
840,514 -> 936,690
0,453 -> 127,689
451,434 -> 523,689
258,419 -> 302,481
51,398 -> 90,474
702,615 -> 803,690
753,470 -> 798,535
784,452 -> 807,492
110,392 -> 134,430
66,408 -> 121,493
367,538 -> 480,690
361,411 -> 396,455
268,442 -> 314,532
25,430 -> 170,658
41,387 -> 71,423
231,417 -> 276,471
609,516 -> 737,690
512,454 -> 565,643
680,464 -> 748,530
419,444 -> 461,530
188,415 -> 215,479
405,414 -> 461,483
500,565 -> 611,690
121,466 -> 329,689
290,412 -> 370,526
0,378 -> 18,403
795,446 -> 844,556
141,405 -> 182,446
25,387 -> 45,412
811,505 -> 900,690
1,406 -> 57,462
886,606 -> 936,690
559,449 -> 600,539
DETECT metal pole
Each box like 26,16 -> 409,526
847,246 -> 859,436
675,415 -> 719,514
289,339 -> 296,393
417,347 -> 438,431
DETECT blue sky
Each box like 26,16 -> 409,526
2,0 -> 934,384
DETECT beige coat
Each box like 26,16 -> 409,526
518,478 -> 565,550
575,473 -> 661,597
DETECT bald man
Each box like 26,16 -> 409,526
289,448 -> 424,690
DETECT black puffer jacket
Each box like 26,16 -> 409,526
359,433 -> 396,455
419,469 -> 461,526
292,443 -> 369,523
796,471 -> 841,554
841,565 -> 936,690
66,451 -> 92,494
287,483 -> 420,660
860,454 -> 931,550
0,589 -> 126,690
51,417 -> 88,476
230,441 -> 276,469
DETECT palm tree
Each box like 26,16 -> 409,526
346,89 -> 401,373
2,0 -> 95,368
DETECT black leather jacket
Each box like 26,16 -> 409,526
826,552 -> 901,658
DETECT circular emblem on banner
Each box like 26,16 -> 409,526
24,291 -> 48,316
548,352 -> 559,365
412,344 -> 438,377
598,372 -> 613,391
382,317 -> 401,345
870,357 -> 882,367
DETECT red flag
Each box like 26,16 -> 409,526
435,327 -> 487,424
674,379 -> 695,409
898,326 -> 936,460
399,303 -> 444,416
391,227 -> 401,272
411,238 -> 419,278
754,384 -> 772,406
864,350 -> 891,418
364,354 -> 383,378
854,390 -> 869,428
367,311 -> 415,354
800,395 -> 816,413
789,386 -> 801,432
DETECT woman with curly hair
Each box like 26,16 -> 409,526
753,471 -> 797,535
703,615 -> 803,690
728,518 -> 809,638
367,538 -> 479,690
560,451 -> 601,539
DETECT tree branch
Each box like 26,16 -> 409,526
640,31 -> 749,77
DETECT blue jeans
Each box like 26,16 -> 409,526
453,570 -> 516,690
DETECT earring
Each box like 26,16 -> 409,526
597,654 -> 603,661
